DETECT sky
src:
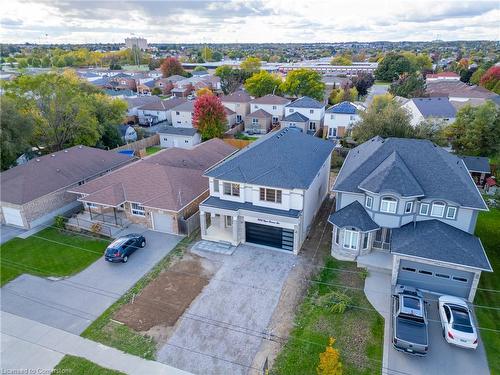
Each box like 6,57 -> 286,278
1,0 -> 499,44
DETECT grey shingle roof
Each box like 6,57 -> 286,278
328,201 -> 379,231
200,196 -> 301,218
391,220 -> 492,271
334,137 -> 487,210
139,97 -> 186,111
359,151 -> 424,197
159,127 -> 198,136
221,90 -> 252,103
459,156 -> 491,174
285,96 -> 325,109
247,108 -> 272,118
411,97 -> 456,118
250,94 -> 290,105
205,128 -> 335,189
282,112 -> 309,122
172,101 -> 195,112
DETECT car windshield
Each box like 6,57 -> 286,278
450,306 -> 473,333
403,296 -> 421,310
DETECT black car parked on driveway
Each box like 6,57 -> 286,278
104,233 -> 146,263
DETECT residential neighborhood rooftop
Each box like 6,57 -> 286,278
328,201 -> 379,232
1,146 -> 132,205
334,137 -> 487,209
249,94 -> 290,105
410,97 -> 457,118
282,111 -> 309,122
247,108 -> 272,118
285,96 -> 325,109
158,127 -> 198,136
326,101 -> 358,114
426,81 -> 497,99
205,128 -> 335,189
172,100 -> 195,112
459,155 -> 491,174
138,97 -> 186,111
220,90 -> 252,103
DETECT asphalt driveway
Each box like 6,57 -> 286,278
1,225 -> 182,334
364,270 -> 490,375
157,244 -> 296,375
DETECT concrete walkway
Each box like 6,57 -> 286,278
1,312 -> 191,375
0,225 -> 26,244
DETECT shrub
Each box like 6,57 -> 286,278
316,290 -> 352,314
317,337 -> 343,375
54,215 -> 66,229
90,222 -> 102,234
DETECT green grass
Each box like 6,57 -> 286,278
0,227 -> 108,286
234,132 -> 258,141
474,208 -> 500,374
145,146 -> 162,155
53,355 -> 125,374
271,258 -> 383,375
81,231 -> 197,359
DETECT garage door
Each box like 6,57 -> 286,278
245,222 -> 294,251
397,260 -> 473,299
2,207 -> 24,227
153,212 -> 174,234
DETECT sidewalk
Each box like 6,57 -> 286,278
1,312 -> 191,375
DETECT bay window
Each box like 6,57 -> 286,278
343,229 -> 359,250
380,197 -> 397,213
446,206 -> 457,219
430,202 -> 445,217
365,196 -> 373,209
419,202 -> 429,215
404,201 -> 413,213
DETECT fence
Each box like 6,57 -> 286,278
178,211 -> 200,236
114,134 -> 160,154
224,123 -> 245,136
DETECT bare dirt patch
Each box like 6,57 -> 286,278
113,252 -> 216,344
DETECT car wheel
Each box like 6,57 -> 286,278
122,256 -> 128,263
141,241 -> 146,248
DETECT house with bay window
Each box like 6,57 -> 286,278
329,136 -> 492,302
199,128 -> 334,254
284,96 -> 326,135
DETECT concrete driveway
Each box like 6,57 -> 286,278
1,225 -> 182,334
157,244 -> 296,375
0,225 -> 26,245
364,270 -> 490,375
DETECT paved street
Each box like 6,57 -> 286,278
157,244 -> 297,375
1,226 -> 182,334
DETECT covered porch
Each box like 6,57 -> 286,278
200,210 -> 238,245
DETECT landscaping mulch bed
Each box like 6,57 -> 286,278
113,253 -> 216,333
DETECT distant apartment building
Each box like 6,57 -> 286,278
125,37 -> 148,50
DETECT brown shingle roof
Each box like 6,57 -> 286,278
247,109 -> 272,118
1,146 -> 132,205
221,90 -> 252,103
426,81 -> 496,99
69,139 -> 236,212
249,94 -> 290,105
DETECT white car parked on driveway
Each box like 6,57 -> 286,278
438,295 -> 478,349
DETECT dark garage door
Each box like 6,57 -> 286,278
397,260 -> 474,299
245,222 -> 294,251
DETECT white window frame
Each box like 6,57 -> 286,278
309,121 -> 316,131
252,118 -> 259,125
419,202 -> 429,215
309,109 -> 314,114
365,196 -> 373,209
213,179 -> 219,193
363,233 -> 369,249
131,203 -> 145,216
404,201 -> 413,214
224,215 -> 233,227
430,202 -> 445,218
380,197 -> 397,214
446,206 -> 457,219
259,187 -> 282,203
223,182 -> 240,197
343,229 -> 359,250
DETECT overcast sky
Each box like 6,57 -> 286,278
1,0 -> 499,44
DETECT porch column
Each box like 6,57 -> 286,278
113,207 -> 118,226
232,215 -> 238,243
200,210 -> 207,236
89,207 -> 93,221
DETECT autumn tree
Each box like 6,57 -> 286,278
479,66 -> 500,94
317,337 -> 342,375
240,56 -> 261,75
196,87 -> 213,97
280,68 -> 325,101
192,94 -> 227,140
244,71 -> 282,97
160,57 -> 185,78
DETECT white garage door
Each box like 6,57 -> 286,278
2,207 -> 24,227
153,212 -> 174,234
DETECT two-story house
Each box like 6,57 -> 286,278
401,97 -> 456,127
221,90 -> 252,124
284,96 -> 326,134
199,128 -> 335,254
171,101 -> 195,128
249,94 -> 291,124
329,137 -> 491,302
137,97 -> 187,126
324,101 -> 363,139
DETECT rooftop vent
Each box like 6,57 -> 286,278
64,150 -> 68,153
51,154 -> 55,157
78,145 -> 83,149
36,159 -> 41,162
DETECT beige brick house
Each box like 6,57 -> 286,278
0,146 -> 132,229
68,139 -> 236,235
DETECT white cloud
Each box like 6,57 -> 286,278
0,0 -> 498,43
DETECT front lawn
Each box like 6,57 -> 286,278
0,227 -> 108,286
145,146 -> 162,155
474,208 -> 500,374
81,232 -> 197,359
53,355 -> 125,375
271,258 -> 383,375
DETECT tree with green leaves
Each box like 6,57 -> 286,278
280,68 -> 325,101
374,53 -> 414,82
445,101 -> 500,157
244,71 -> 282,97
212,51 -> 223,62
389,73 -> 426,98
215,65 -> 249,94
240,57 -> 261,75
193,65 -> 208,72
329,84 -> 358,105
351,96 -> 413,142
330,55 -> 352,66
0,96 -> 34,170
